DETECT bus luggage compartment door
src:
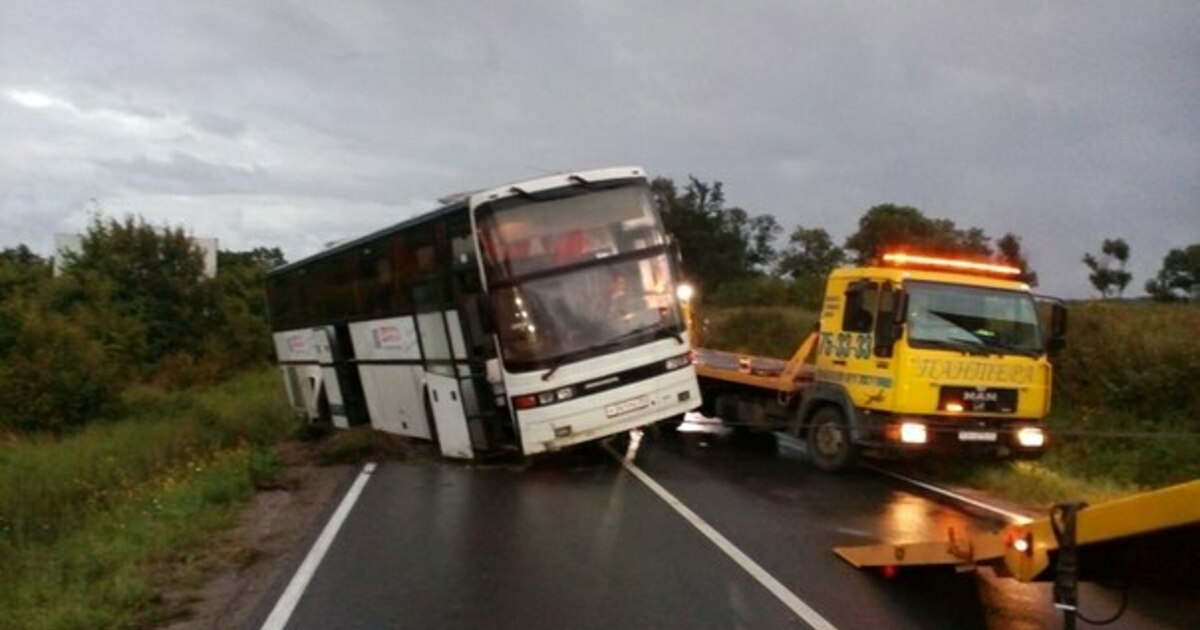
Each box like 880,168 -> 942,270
426,372 -> 474,459
315,327 -> 350,428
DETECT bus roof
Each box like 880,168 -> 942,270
267,199 -> 466,277
268,165 -> 647,278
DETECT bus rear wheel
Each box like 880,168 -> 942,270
806,406 -> 858,471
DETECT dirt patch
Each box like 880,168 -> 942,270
159,441 -> 355,630
156,431 -> 442,630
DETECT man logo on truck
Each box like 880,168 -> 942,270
963,390 -> 999,403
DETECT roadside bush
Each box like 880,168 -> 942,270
152,351 -> 225,391
0,309 -> 118,433
705,275 -> 824,309
697,305 -> 818,358
1055,302 -> 1200,426
0,368 -> 293,549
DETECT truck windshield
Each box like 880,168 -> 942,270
904,281 -> 1043,356
476,182 -> 685,370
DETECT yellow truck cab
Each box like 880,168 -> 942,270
693,252 -> 1068,470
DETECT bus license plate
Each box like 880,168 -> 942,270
606,395 -> 649,418
958,431 -> 998,442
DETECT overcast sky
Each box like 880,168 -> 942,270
2,1 -> 1197,298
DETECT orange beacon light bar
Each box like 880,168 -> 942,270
881,252 -> 1022,277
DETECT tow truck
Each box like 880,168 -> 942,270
690,252 -> 1067,470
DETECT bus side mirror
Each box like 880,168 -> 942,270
667,236 -> 683,267
477,293 -> 496,335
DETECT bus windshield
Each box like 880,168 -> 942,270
476,183 -> 685,369
904,281 -> 1043,356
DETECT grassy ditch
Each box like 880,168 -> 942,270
699,301 -> 1200,505
0,368 -> 296,630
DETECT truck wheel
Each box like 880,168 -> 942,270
715,395 -> 739,426
806,406 -> 858,471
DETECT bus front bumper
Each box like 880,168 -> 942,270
519,367 -> 701,455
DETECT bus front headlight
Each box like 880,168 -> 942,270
676,283 -> 695,302
664,354 -> 691,371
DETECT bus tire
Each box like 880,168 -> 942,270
315,386 -> 333,427
655,413 -> 683,435
806,406 -> 858,472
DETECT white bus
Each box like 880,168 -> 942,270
266,166 -> 701,458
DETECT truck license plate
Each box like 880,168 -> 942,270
606,395 -> 649,418
958,431 -> 998,442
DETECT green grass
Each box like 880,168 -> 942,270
905,459 -> 1140,509
0,368 -> 296,630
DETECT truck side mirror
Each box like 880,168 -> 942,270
1035,296 -> 1068,352
1051,303 -> 1068,338
1047,303 -> 1068,351
874,287 -> 904,357
893,290 -> 909,325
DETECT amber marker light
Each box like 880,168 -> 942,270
882,252 -> 1022,276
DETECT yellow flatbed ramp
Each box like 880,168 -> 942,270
834,479 -> 1200,583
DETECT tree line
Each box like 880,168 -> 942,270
2,181 -> 1194,434
0,216 -> 283,433
653,176 -> 1037,307
652,176 -> 1198,304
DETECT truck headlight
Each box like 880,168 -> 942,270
1016,427 -> 1045,448
899,422 -> 927,444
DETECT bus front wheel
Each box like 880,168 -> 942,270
806,407 -> 858,472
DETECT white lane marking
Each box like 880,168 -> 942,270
862,464 -> 1034,525
261,462 -> 377,630
603,444 -> 838,630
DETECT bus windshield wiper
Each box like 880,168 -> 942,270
540,352 -> 577,382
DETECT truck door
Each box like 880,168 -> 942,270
835,279 -> 895,411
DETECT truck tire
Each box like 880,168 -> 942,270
715,395 -> 739,426
806,406 -> 858,471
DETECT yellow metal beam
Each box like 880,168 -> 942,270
693,333 -> 818,395
833,479 -> 1200,583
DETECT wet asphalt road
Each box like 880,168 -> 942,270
259,429 -> 1195,629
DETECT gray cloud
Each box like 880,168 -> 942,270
1,1 -> 1196,297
